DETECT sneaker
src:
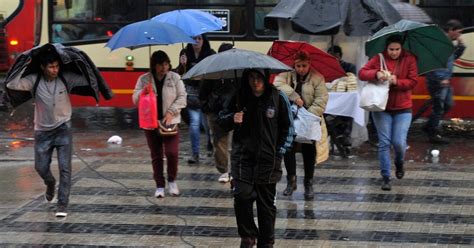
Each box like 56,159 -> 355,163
381,177 -> 391,191
429,134 -> 450,144
187,154 -> 199,164
55,205 -> 67,217
218,173 -> 230,183
45,180 -> 56,202
154,188 -> 165,198
168,181 -> 180,196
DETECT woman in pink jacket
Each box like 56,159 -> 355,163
359,35 -> 418,191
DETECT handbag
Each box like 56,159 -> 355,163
359,53 -> 390,112
158,121 -> 178,136
138,83 -> 158,129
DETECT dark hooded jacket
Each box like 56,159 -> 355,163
217,70 -> 294,184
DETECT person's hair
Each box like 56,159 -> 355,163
444,19 -> 463,32
240,69 -> 268,95
174,48 -> 187,75
327,45 -> 342,57
218,42 -> 234,53
150,50 -> 171,78
293,50 -> 311,64
185,34 -> 212,57
385,34 -> 404,48
39,52 -> 60,67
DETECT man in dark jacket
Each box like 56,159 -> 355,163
424,19 -> 466,144
218,69 -> 293,247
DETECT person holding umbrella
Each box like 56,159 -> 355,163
273,50 -> 328,200
423,19 -> 466,144
359,35 -> 418,191
6,52 -> 89,217
218,69 -> 293,247
132,50 -> 187,198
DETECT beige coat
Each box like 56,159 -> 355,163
132,71 -> 187,125
274,70 -> 330,164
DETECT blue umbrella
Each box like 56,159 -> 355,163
152,9 -> 223,37
105,20 -> 195,51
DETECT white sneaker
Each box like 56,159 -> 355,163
218,173 -> 230,183
154,188 -> 165,198
168,181 -> 180,196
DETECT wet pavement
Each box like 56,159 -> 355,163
0,106 -> 473,247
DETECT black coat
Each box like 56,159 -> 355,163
218,86 -> 293,184
2,43 -> 113,108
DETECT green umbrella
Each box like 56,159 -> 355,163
365,20 -> 455,75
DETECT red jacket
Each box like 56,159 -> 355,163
359,50 -> 418,111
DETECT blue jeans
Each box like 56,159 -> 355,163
187,108 -> 210,156
425,82 -> 453,134
34,122 -> 72,207
372,111 -> 412,178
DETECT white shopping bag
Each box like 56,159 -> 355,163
292,105 -> 321,143
359,53 -> 390,112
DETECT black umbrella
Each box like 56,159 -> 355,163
2,43 -> 113,108
265,0 -> 401,36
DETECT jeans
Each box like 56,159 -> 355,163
187,108 -> 211,156
233,180 -> 276,247
207,113 -> 231,173
425,82 -> 453,135
372,111 -> 412,178
144,129 -> 179,188
34,122 -> 72,207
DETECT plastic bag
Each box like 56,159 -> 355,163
360,54 -> 390,112
292,105 -> 322,143
138,83 -> 158,129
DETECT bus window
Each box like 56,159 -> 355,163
254,0 -> 278,37
51,0 -> 147,43
149,0 -> 244,4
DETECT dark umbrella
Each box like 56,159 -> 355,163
182,48 -> 293,80
265,0 -> 401,36
268,40 -> 346,82
2,43 -> 113,108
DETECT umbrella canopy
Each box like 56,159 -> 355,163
265,0 -> 401,36
365,20 -> 455,75
390,2 -> 432,23
182,48 -> 293,80
268,40 -> 346,82
152,9 -> 223,37
2,43 -> 113,108
105,20 -> 195,51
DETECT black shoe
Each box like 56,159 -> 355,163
304,179 -> 314,200
45,180 -> 56,202
429,134 -> 449,144
187,154 -> 199,164
283,175 -> 297,196
381,176 -> 391,191
55,205 -> 67,217
395,163 -> 405,179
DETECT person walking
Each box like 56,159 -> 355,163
183,34 -> 214,163
359,35 -> 418,191
423,19 -> 466,144
132,50 -> 187,198
218,69 -> 293,247
200,43 -> 237,183
273,50 -> 328,200
6,52 -> 89,217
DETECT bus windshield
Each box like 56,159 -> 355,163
0,0 -> 21,24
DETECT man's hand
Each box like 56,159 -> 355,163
295,98 -> 304,107
234,111 -> 244,124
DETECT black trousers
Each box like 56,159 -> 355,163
284,142 -> 316,180
233,180 -> 276,247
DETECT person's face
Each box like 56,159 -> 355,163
179,54 -> 187,65
41,61 -> 60,80
294,60 -> 311,77
248,72 -> 265,96
155,62 -> 170,76
448,28 -> 462,40
192,35 -> 203,50
386,42 -> 402,60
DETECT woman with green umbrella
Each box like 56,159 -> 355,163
359,35 -> 418,191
